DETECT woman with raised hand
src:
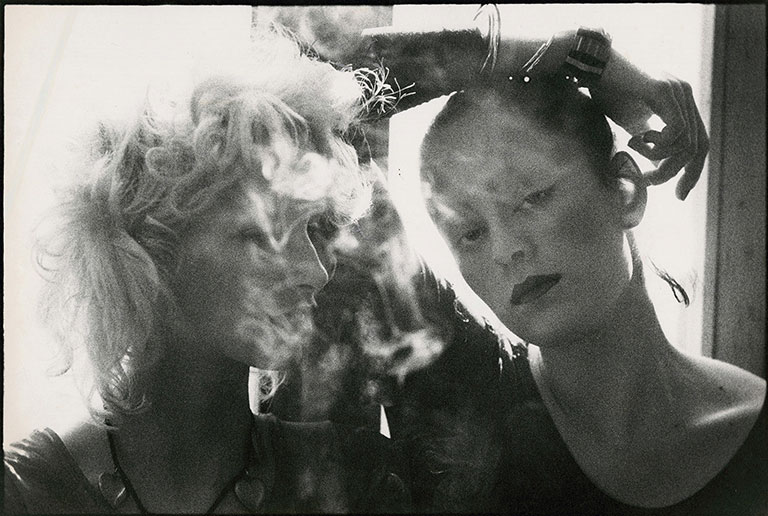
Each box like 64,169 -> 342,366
358,7 -> 709,200
3,29 -> 411,514
345,8 -> 765,513
414,66 -> 765,515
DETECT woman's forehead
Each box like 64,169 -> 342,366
429,133 -> 577,199
213,180 -> 326,225
242,185 -> 325,221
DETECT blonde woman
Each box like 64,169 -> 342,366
4,30 -> 410,514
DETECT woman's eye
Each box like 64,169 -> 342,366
239,227 -> 270,248
458,225 -> 488,247
522,185 -> 554,209
307,212 -> 339,242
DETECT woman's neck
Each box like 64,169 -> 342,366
144,350 -> 251,429
531,272 -> 686,445
110,347 -> 253,510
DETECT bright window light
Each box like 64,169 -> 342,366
4,5 -> 252,446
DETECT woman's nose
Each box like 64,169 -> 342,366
287,225 -> 330,292
491,230 -> 526,267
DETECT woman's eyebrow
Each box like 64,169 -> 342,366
466,180 -> 521,204
481,165 -> 564,198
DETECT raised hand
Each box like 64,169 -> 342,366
592,61 -> 709,200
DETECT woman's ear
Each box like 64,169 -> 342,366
610,151 -> 647,229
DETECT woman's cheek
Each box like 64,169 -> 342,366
458,254 -> 497,302
455,249 -> 480,279
549,196 -> 629,308
183,259 -> 234,322
552,201 -> 610,256
176,238 -> 249,316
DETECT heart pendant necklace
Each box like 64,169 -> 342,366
102,422 -> 257,514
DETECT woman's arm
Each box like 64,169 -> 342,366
357,25 -> 708,200
592,52 -> 709,200
497,29 -> 709,200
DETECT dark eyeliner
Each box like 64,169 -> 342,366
458,223 -> 488,247
524,184 -> 556,207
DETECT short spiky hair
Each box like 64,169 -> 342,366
35,28 -> 381,419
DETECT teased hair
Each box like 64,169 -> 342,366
35,29 -> 386,420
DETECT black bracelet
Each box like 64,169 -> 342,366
560,27 -> 612,87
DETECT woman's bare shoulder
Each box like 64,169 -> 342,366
614,354 -> 766,508
685,354 -> 766,415
675,354 -> 765,466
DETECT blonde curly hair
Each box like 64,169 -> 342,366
35,28 -> 387,419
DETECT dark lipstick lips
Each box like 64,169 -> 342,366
510,274 -> 562,306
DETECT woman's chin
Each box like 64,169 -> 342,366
249,353 -> 292,371
501,312 -> 572,348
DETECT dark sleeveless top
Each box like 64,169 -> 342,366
492,348 -> 768,516
3,415 -> 412,514
383,296 -> 767,515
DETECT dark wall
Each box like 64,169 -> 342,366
705,5 -> 766,377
